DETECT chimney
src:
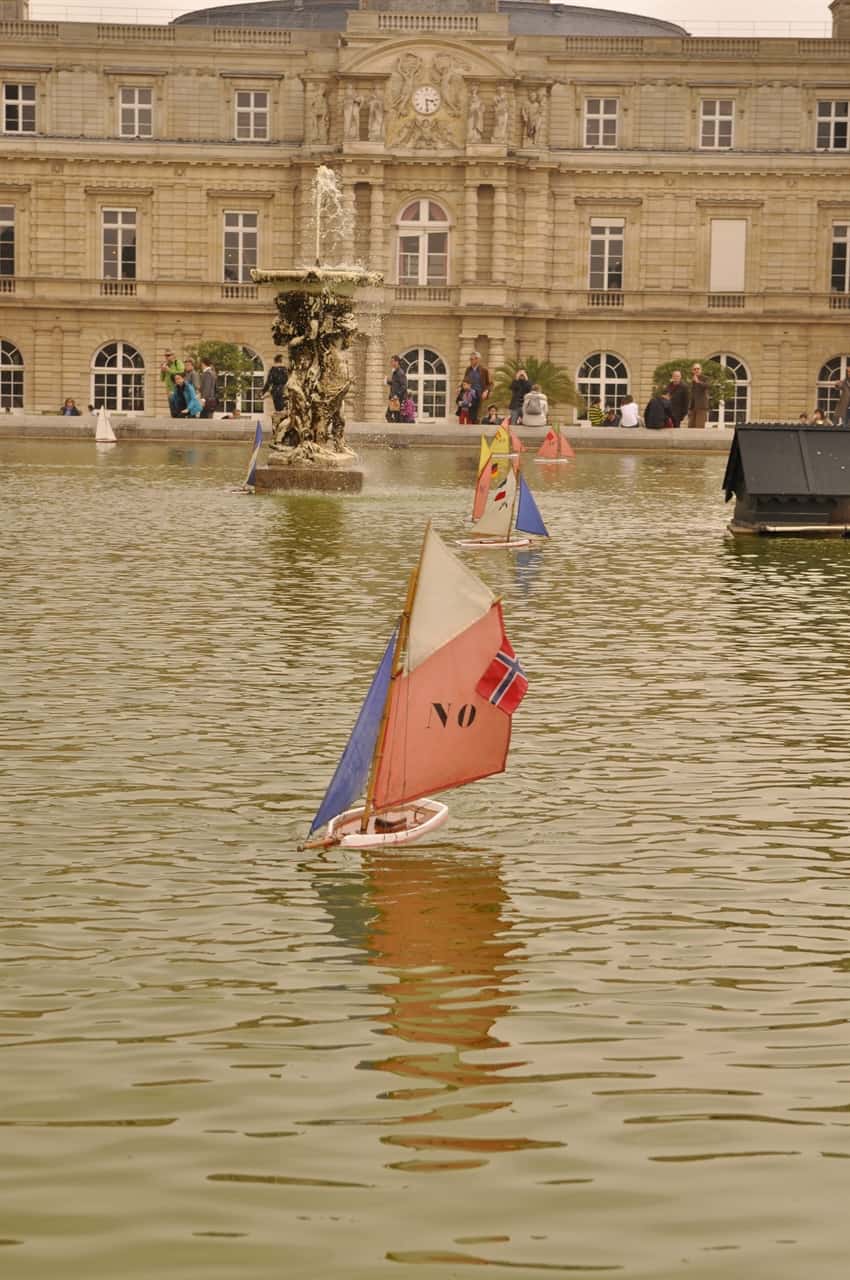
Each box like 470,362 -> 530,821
831,0 -> 850,38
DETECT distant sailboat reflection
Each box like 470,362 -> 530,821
318,853 -> 561,1173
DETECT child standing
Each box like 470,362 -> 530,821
455,379 -> 479,425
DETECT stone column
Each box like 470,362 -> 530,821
363,326 -> 387,423
522,175 -> 548,291
340,176 -> 356,265
463,183 -> 478,285
493,185 -> 508,285
369,181 -> 385,275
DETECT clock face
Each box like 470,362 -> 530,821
412,85 -> 441,116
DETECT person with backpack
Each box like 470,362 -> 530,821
262,354 -> 289,414
521,383 -> 548,428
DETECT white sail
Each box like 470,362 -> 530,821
95,406 -> 117,443
405,526 -> 496,673
473,464 -> 516,540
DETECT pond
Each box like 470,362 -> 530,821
1,440 -> 849,1279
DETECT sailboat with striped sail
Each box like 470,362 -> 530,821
458,428 -> 549,549
534,425 -> 574,464
303,525 -> 528,850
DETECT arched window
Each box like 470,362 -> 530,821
0,340 -> 24,409
396,200 -> 450,287
577,351 -> 629,414
816,355 -> 850,420
91,341 -> 144,411
707,353 -> 751,427
219,346 -> 265,415
400,347 -> 448,421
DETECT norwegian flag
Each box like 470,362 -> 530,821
476,633 -> 528,716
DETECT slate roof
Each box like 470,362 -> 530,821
722,427 -> 850,501
173,0 -> 689,36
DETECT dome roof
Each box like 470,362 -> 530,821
173,0 -> 688,37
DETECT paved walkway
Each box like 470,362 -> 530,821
0,414 -> 736,453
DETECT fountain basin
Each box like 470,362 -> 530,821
254,464 -> 363,493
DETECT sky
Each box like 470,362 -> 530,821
28,0 -> 836,36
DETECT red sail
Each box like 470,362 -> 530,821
536,429 -> 559,459
372,603 -> 511,810
559,432 -> 575,459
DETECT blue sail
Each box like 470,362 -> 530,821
245,421 -> 264,487
515,475 -> 549,538
309,626 -> 398,834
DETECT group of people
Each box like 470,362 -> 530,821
589,365 -> 710,431
453,356 -> 550,428
384,355 -> 417,423
159,350 -> 219,419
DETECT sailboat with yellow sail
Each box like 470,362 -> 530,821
458,426 -> 549,549
303,524 -> 528,850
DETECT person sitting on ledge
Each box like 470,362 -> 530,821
644,387 -> 672,429
59,398 -> 81,416
169,373 -> 203,419
618,396 -> 640,428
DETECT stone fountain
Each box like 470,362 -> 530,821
250,166 -> 382,493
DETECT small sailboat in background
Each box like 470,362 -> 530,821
94,405 -> 117,445
459,430 -> 549,549
303,524 -> 529,850
535,425 -> 574,464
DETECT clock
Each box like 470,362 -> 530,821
412,85 -> 441,116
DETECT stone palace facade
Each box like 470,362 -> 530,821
2,0 -> 850,421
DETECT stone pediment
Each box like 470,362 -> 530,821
341,40 -> 512,150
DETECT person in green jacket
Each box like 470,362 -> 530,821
159,349 -> 184,397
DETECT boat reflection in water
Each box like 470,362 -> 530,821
319,853 -> 560,1174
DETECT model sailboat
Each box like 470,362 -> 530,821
243,421 -> 264,488
534,425 -> 574,463
459,428 -> 549,548
304,525 -> 528,850
94,406 -> 117,444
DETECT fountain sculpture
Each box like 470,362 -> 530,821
250,167 -> 382,492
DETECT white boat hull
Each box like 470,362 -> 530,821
327,798 -> 449,849
533,458 -> 571,464
456,536 -> 532,549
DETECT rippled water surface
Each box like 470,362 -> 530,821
2,439 -> 849,1279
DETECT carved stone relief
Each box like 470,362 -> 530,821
520,88 -> 548,148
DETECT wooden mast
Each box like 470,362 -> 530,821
359,521 -> 429,833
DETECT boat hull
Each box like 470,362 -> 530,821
456,537 -> 532,549
327,798 -> 449,848
533,458 -> 570,464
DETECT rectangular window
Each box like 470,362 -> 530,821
102,208 -> 137,280
817,101 -> 849,151
0,206 -> 14,277
700,99 -> 734,150
398,235 -> 420,286
119,86 -> 153,138
831,223 -> 850,292
584,97 -> 618,148
709,218 -> 747,293
234,90 -> 268,141
3,83 -> 36,134
588,219 -> 624,290
223,211 -> 258,282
